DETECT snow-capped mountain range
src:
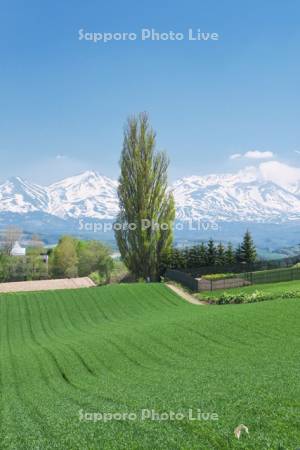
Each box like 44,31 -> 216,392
173,167 -> 300,222
2,167 -> 300,223
0,171 -> 119,220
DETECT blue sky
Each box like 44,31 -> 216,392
1,0 -> 300,184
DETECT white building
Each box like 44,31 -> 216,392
10,241 -> 26,257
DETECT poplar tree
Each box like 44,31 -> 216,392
115,113 -> 175,280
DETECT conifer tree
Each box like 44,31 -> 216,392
216,242 -> 226,266
187,246 -> 197,268
206,239 -> 217,266
241,230 -> 257,263
225,242 -> 236,265
170,248 -> 186,270
170,248 -> 179,269
235,244 -> 243,263
198,243 -> 207,266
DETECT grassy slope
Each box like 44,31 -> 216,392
0,283 -> 300,449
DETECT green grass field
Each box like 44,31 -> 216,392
1,283 -> 300,449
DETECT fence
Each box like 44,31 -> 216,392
166,266 -> 300,292
197,277 -> 251,292
185,257 -> 300,278
165,269 -> 199,292
165,269 -> 251,292
239,267 -> 300,285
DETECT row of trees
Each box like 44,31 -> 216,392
0,231 -> 48,282
0,252 -> 49,282
163,231 -> 257,270
51,236 -> 113,283
0,235 -> 113,283
1,114 -> 257,283
114,113 -> 258,280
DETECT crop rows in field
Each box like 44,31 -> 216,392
0,283 -> 300,449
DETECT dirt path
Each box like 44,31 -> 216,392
166,283 -> 206,305
0,277 -> 96,293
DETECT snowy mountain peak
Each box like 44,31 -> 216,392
172,169 -> 300,222
50,170 -> 99,187
0,176 -> 49,214
47,171 -> 118,219
174,166 -> 260,188
2,167 -> 300,223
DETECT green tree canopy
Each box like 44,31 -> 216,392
115,113 -> 175,280
51,236 -> 113,282
216,242 -> 226,266
225,242 -> 235,265
206,239 -> 217,266
51,236 -> 78,278
77,240 -> 113,282
241,230 -> 257,263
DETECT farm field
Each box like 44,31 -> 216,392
0,283 -> 300,449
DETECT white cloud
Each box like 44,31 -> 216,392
259,160 -> 300,191
230,150 -> 274,161
56,154 -> 67,160
244,150 -> 274,160
230,153 -> 242,160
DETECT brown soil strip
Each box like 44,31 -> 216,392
166,283 -> 207,305
0,277 -> 96,293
